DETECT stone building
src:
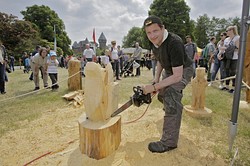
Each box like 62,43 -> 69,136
72,32 -> 107,55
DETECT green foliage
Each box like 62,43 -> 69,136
148,0 -> 191,40
122,27 -> 143,48
0,12 -> 41,56
21,5 -> 71,55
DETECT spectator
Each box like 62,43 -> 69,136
132,42 -> 142,76
33,47 -> 48,90
83,44 -> 95,62
221,26 -> 240,93
47,51 -> 59,91
109,40 -> 121,81
0,41 -> 7,94
184,35 -> 198,77
210,32 -> 227,88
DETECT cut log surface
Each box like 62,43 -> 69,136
78,113 -> 121,160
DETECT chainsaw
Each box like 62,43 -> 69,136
111,86 -> 152,117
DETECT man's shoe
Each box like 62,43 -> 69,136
148,141 -> 177,153
228,89 -> 234,93
1,91 -> 6,94
34,87 -> 40,91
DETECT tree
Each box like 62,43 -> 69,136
194,14 -> 210,48
0,12 -> 40,57
21,5 -> 72,55
148,0 -> 192,40
122,27 -> 143,48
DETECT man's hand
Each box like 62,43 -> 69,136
141,84 -> 157,95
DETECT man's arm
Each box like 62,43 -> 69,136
143,65 -> 183,94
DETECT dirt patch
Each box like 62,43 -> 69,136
0,104 -> 226,166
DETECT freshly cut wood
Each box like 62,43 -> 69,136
78,113 -> 121,160
62,91 -> 82,101
84,62 -> 118,121
68,60 -> 82,91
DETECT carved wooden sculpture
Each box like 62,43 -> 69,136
184,67 -> 212,117
78,62 -> 121,160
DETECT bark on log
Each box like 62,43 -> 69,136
68,60 -> 82,91
78,113 -> 121,160
244,28 -> 250,103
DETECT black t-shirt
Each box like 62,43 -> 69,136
153,33 -> 193,75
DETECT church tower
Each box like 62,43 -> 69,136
98,32 -> 107,50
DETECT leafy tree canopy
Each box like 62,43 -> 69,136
21,5 -> 72,55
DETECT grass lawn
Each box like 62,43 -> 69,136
0,66 -> 249,165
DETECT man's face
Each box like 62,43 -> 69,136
145,23 -> 164,46
186,37 -> 191,43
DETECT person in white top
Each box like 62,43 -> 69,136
109,40 -> 121,80
83,44 -> 95,62
47,51 -> 59,91
220,25 -> 240,93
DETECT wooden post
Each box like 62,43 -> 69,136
78,62 -> 120,160
244,28 -> 250,103
240,28 -> 250,110
68,59 -> 82,91
184,67 -> 212,117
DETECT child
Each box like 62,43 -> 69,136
47,51 -> 59,91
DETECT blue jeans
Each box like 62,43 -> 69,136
211,60 -> 225,81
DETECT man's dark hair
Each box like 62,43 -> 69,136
143,15 -> 163,28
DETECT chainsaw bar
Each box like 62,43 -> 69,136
111,98 -> 133,117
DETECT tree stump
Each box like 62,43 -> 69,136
184,67 -> 212,117
78,113 -> 121,160
78,62 -> 120,160
68,59 -> 82,91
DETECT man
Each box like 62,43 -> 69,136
133,42 -> 142,76
0,41 -> 7,94
83,44 -> 95,62
184,35 -> 198,77
117,45 -> 124,75
204,36 -> 216,82
142,16 -> 193,153
29,45 -> 41,81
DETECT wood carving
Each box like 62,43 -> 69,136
79,62 -> 121,159
191,67 -> 207,110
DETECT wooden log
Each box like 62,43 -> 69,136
68,60 -> 82,91
78,113 -> 121,160
244,28 -> 250,103
84,62 -> 118,121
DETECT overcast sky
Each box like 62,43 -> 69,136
0,0 -> 244,47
